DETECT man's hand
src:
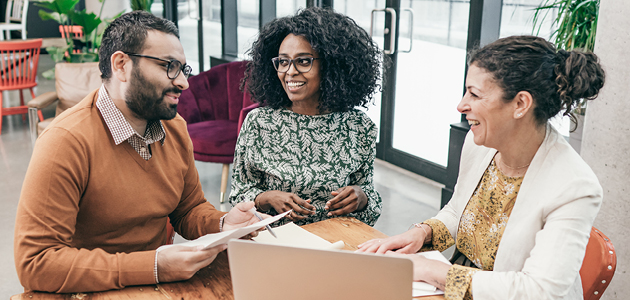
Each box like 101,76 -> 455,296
222,201 -> 265,232
157,244 -> 227,283
325,186 -> 367,217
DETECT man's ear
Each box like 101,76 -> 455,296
514,91 -> 534,119
111,51 -> 131,83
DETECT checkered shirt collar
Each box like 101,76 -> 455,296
96,85 -> 166,146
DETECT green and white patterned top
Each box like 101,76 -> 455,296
229,106 -> 382,226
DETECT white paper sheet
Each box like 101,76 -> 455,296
412,250 -> 451,297
164,210 -> 291,250
253,222 -> 345,250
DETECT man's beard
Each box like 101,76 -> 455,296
125,67 -> 181,122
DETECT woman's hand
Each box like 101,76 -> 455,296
255,191 -> 315,221
385,252 -> 450,290
356,226 -> 428,254
325,186 -> 367,217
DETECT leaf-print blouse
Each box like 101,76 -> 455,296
229,107 -> 382,226
422,158 -> 523,300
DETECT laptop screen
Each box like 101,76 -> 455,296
228,239 -> 413,300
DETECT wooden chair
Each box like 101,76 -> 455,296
0,38 -> 42,134
580,227 -> 616,300
0,0 -> 29,40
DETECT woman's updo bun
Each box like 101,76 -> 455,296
554,49 -> 605,116
469,35 -> 605,127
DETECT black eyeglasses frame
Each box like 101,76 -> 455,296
124,52 -> 193,79
271,56 -> 321,73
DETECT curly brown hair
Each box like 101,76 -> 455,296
241,7 -> 385,113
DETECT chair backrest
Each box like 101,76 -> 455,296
0,38 -> 41,91
54,62 -> 102,116
5,0 -> 28,23
178,60 -> 253,124
59,25 -> 84,39
580,227 -> 616,300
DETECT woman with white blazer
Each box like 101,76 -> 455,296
357,35 -> 606,300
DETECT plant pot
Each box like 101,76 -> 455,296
569,114 -> 585,154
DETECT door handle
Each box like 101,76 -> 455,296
400,8 -> 414,53
370,8 -> 397,55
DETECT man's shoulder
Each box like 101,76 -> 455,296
40,90 -> 102,140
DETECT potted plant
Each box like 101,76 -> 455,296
35,0 -> 123,78
532,0 -> 600,153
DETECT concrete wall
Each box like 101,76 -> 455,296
581,0 -> 630,299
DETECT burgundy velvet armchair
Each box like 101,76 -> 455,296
178,61 -> 255,203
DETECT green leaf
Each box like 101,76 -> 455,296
35,0 -> 80,15
38,10 -> 62,23
45,45 -> 70,63
42,68 -> 56,80
69,10 -> 102,36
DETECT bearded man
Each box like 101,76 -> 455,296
14,11 -> 260,293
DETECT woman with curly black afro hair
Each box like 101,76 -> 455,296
228,7 -> 384,226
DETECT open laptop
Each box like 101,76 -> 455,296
228,239 -> 413,300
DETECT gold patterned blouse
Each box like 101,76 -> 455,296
421,158 -> 523,300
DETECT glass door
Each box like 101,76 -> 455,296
335,0 -> 470,184
334,0 -> 385,141
392,0 -> 469,168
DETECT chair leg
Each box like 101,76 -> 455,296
0,92 -> 3,134
19,90 -> 25,121
220,164 -> 230,203
28,108 -> 39,145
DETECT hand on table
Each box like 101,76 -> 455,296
255,190 -> 315,222
157,244 -> 227,283
356,225 -> 428,254
385,252 -> 450,290
325,186 -> 367,217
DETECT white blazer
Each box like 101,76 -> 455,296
435,124 -> 602,300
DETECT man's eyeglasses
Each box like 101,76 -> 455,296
271,56 -> 320,73
125,53 -> 193,79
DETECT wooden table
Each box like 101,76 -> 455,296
11,217 -> 444,300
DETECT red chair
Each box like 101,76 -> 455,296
0,38 -> 43,134
59,25 -> 84,39
580,227 -> 616,300
178,61 -> 254,203
59,25 -> 83,54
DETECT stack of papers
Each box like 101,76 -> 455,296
163,211 -> 291,250
412,250 -> 451,297
253,222 -> 345,250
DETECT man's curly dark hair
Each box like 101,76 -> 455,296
242,7 -> 384,113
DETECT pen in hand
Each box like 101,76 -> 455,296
250,207 -> 278,238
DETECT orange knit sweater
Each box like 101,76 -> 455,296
14,90 -> 225,293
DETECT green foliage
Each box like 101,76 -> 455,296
130,0 -> 153,12
35,0 -> 80,20
35,0 -> 123,78
533,0 -> 599,51
69,10 -> 102,38
532,0 -> 599,115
